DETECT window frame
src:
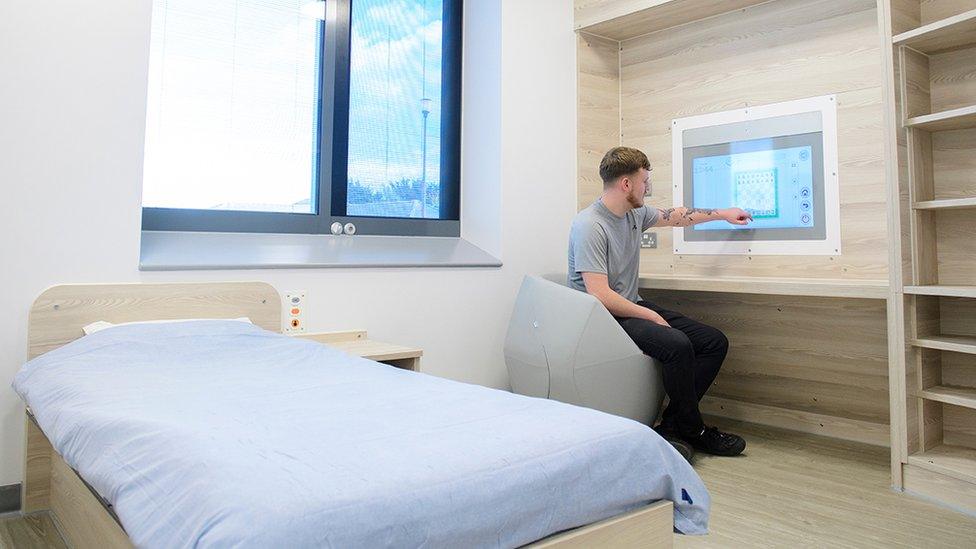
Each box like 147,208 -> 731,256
141,0 -> 462,237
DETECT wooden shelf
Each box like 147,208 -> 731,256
913,197 -> 976,210
292,330 -> 423,371
904,285 -> 976,298
574,0 -> 771,41
638,275 -> 888,299
905,104 -> 976,132
917,386 -> 976,410
912,336 -> 976,355
328,339 -> 424,363
892,8 -> 976,54
908,445 -> 976,484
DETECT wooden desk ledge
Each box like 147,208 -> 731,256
292,330 -> 423,371
638,274 -> 890,299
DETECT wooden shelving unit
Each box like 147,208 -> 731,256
913,197 -> 976,210
881,0 -> 976,514
892,8 -> 976,53
905,104 -> 976,131
908,444 -> 976,483
912,335 -> 976,355
918,386 -> 976,410
904,285 -> 976,298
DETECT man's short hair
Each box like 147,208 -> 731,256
599,147 -> 650,188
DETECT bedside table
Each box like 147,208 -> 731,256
292,330 -> 423,371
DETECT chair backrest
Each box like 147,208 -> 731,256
504,275 -> 643,396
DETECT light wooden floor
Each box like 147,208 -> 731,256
0,513 -> 65,549
677,419 -> 976,548
2,420 -> 974,548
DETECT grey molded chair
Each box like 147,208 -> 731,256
504,275 -> 665,426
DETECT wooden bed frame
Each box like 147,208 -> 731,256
21,282 -> 674,548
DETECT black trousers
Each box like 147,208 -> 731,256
615,301 -> 728,436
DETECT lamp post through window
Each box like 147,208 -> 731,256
421,97 -> 432,218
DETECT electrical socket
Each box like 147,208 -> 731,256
284,291 -> 307,333
641,232 -> 657,249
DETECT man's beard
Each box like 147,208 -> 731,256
627,191 -> 643,208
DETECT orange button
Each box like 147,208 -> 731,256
291,308 -> 301,315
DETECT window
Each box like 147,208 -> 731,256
141,0 -> 461,236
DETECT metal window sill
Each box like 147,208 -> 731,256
139,231 -> 502,270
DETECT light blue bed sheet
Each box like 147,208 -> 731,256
13,321 -> 709,548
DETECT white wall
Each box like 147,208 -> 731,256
0,0 -> 577,486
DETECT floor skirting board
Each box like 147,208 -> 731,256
701,396 -> 890,447
0,484 -> 20,514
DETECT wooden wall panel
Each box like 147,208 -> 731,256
891,0 -> 922,35
607,0 -> 888,280
576,0 -> 773,41
903,48 -> 932,119
892,37 -> 916,285
905,295 -> 922,453
942,351 -> 976,388
575,0 -> 656,30
577,32 -> 620,210
940,295 -> 976,336
936,208 -> 976,285
909,132 -> 939,284
932,128 -> 976,199
944,403 -> 976,448
920,0 -> 976,25
913,295 -> 943,337
640,290 -> 890,437
929,46 -> 976,114
573,0 -> 895,445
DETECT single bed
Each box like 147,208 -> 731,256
16,282 -> 707,548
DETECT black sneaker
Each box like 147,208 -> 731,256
687,426 -> 746,456
653,424 -> 695,462
667,437 -> 695,462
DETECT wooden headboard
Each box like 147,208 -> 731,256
28,282 -> 281,360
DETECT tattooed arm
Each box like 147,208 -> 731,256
652,207 -> 753,228
581,272 -> 670,327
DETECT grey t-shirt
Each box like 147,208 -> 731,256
567,200 -> 660,302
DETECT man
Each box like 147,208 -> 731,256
568,146 -> 752,460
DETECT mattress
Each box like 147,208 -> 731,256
13,320 -> 709,547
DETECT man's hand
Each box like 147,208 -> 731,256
721,207 -> 753,225
644,309 -> 671,328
